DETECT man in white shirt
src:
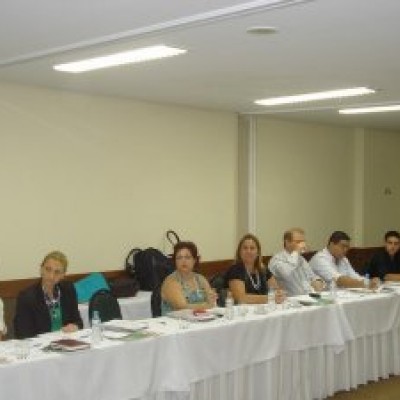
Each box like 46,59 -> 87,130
309,231 -> 365,288
268,228 -> 325,296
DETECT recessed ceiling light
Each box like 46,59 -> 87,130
339,104 -> 400,114
53,45 -> 187,73
255,87 -> 375,106
246,26 -> 278,35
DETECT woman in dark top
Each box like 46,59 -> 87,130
14,251 -> 83,339
226,234 -> 284,304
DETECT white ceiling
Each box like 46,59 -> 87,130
1,0 -> 400,130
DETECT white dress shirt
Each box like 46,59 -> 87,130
268,250 -> 317,296
309,247 -> 362,283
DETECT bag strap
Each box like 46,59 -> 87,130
166,230 -> 180,246
125,247 -> 142,275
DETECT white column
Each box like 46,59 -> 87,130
237,115 -> 257,237
352,127 -> 365,246
248,116 -> 257,234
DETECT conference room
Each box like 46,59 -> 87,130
1,1 -> 400,399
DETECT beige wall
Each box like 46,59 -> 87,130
363,128 -> 400,246
255,117 -> 355,254
1,81 -> 399,280
0,82 -> 238,279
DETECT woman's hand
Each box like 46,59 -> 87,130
207,289 -> 218,307
370,277 -> 381,290
62,323 -> 79,333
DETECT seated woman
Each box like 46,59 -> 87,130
0,298 -> 6,340
226,233 -> 284,304
14,251 -> 83,339
161,241 -> 217,315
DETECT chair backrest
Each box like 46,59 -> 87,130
88,289 -> 122,324
209,272 -> 228,307
150,284 -> 162,317
74,272 -> 110,303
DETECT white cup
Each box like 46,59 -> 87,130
178,318 -> 190,330
14,340 -> 30,360
238,305 -> 249,318
255,304 -> 266,315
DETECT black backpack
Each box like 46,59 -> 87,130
126,247 -> 174,291
125,230 -> 180,291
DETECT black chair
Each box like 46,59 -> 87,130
88,289 -> 122,324
209,272 -> 228,307
151,284 -> 162,317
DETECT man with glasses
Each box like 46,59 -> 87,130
309,231 -> 365,288
366,230 -> 400,282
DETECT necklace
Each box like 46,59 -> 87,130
245,268 -> 261,290
43,285 -> 61,317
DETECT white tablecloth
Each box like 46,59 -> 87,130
1,290 -> 399,400
78,291 -> 152,328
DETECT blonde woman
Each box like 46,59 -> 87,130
14,251 -> 83,339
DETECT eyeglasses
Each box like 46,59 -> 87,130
175,255 -> 194,261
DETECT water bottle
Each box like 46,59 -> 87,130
91,311 -> 103,345
225,291 -> 234,320
364,273 -> 370,289
330,279 -> 337,299
268,287 -> 276,311
302,280 -> 312,294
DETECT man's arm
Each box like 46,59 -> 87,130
303,259 -> 326,291
336,275 -> 365,288
269,254 -> 298,280
384,273 -> 400,282
309,254 -> 337,282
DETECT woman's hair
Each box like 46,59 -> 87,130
172,241 -> 200,269
41,251 -> 68,272
235,233 -> 263,271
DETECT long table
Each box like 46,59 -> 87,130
1,289 -> 400,400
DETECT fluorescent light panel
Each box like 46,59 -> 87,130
54,45 -> 187,73
339,104 -> 400,114
255,87 -> 375,106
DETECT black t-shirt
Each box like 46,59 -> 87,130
367,249 -> 400,280
225,263 -> 271,295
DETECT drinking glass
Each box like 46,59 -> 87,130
14,340 -> 30,360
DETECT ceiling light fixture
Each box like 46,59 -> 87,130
339,104 -> 400,114
255,87 -> 375,106
53,45 -> 187,73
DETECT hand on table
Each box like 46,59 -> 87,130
62,323 -> 79,333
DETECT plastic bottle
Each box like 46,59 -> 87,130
302,280 -> 312,294
225,291 -> 234,320
91,310 -> 103,345
364,273 -> 370,289
268,287 -> 276,311
330,279 -> 337,299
